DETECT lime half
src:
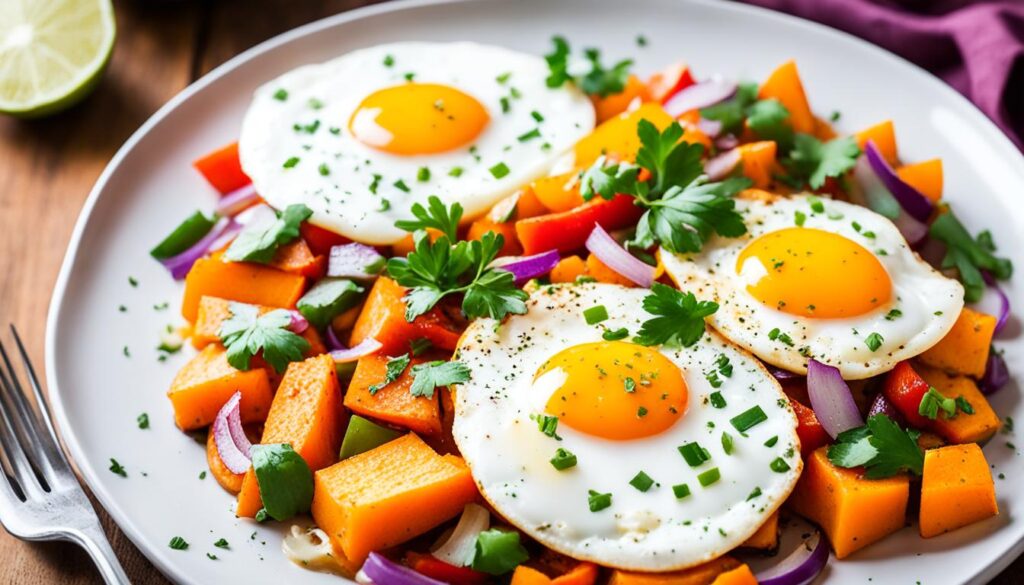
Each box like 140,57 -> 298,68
0,0 -> 116,118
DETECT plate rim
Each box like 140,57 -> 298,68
43,0 -> 1024,583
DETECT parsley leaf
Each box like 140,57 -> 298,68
225,203 -> 312,263
635,283 -> 718,348
409,361 -> 471,398
580,120 -> 749,254
783,134 -> 861,189
827,414 -> 923,479
930,211 -> 1013,302
219,303 -> 310,373
369,354 -> 410,395
388,211 -> 527,322
393,195 -> 462,242
699,82 -> 759,135
543,36 -> 632,98
746,98 -> 793,149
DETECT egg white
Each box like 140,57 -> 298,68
238,42 -> 595,245
660,193 -> 964,379
453,283 -> 801,571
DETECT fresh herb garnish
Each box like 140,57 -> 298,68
544,36 -> 632,98
250,443 -> 315,521
827,414 -> 924,478
583,305 -> 609,324
169,536 -> 189,550
550,448 -> 577,470
629,471 -> 655,492
532,414 -> 561,440
587,489 -> 613,512
369,354 -> 410,395
296,278 -> 363,328
387,197 -> 527,322
672,483 -> 691,499
635,283 -> 718,348
865,332 -> 884,352
137,413 -> 149,429
219,302 -> 310,373
409,360 -> 471,398
109,458 -> 127,477
225,203 -> 312,264
471,529 -> 530,575
930,211 -> 1012,302
783,133 -> 861,189
730,406 -> 768,432
697,467 -> 721,487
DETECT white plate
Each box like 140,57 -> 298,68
45,0 -> 1024,583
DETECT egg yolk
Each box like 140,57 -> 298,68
535,341 -> 688,441
348,83 -> 489,155
736,227 -> 892,318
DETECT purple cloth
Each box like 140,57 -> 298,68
735,0 -> 1024,150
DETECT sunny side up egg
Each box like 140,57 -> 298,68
660,193 -> 965,379
238,42 -> 595,245
453,283 -> 801,571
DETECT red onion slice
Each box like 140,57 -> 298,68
982,271 -> 1011,334
326,326 -> 345,351
980,351 -> 1010,395
490,250 -> 560,284
768,365 -> 804,381
329,243 -> 386,280
330,338 -> 383,363
214,184 -> 259,217
704,148 -> 741,181
363,552 -> 447,585
852,155 -> 927,246
212,392 -> 252,474
207,220 -> 243,252
867,392 -> 902,424
289,311 -> 309,334
432,503 -> 490,567
757,531 -> 828,585
807,359 -> 864,438
864,141 -> 933,222
715,134 -> 740,151
663,79 -> 737,118
159,217 -> 237,280
585,224 -> 656,287
696,117 -> 723,138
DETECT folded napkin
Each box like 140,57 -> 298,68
734,0 -> 1024,150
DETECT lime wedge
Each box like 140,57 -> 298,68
0,0 -> 116,118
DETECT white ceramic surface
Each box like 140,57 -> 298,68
45,0 -> 1024,583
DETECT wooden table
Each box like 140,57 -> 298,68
0,1 -> 1017,582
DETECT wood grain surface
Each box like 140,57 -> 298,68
0,1 -> 1016,582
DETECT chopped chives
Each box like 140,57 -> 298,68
533,414 -> 561,439
531,110 -> 544,122
795,211 -> 806,226
721,432 -> 734,455
272,88 -> 288,101
770,457 -> 791,472
672,483 -> 691,499
583,305 -> 608,324
448,166 -> 464,177
518,128 -> 542,142
865,332 -> 884,352
383,54 -> 394,67
168,536 -> 189,550
623,377 -> 636,393
417,167 -> 431,182
746,487 -> 762,501
587,489 -> 612,512
808,196 -> 825,213
489,162 -> 510,179
764,436 -> 779,447
629,471 -> 655,492
709,392 -> 726,409
602,327 -> 629,341
283,156 -> 300,168
678,442 -> 710,467
637,406 -> 648,418
318,163 -> 330,176
393,179 -> 410,192
550,448 -> 577,470
731,406 -> 767,432
697,467 -> 721,487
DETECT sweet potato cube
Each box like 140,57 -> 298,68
236,354 -> 345,517
270,239 -> 326,278
345,353 -> 441,436
550,255 -> 587,284
897,159 -> 943,202
788,448 -> 909,558
919,443 -> 998,538
916,363 -> 1001,444
182,257 -> 306,322
919,308 -> 996,377
855,120 -> 898,166
758,61 -> 814,134
607,557 -> 741,585
512,563 -> 598,585
349,276 -> 461,355
191,296 -> 325,355
710,565 -> 757,585
167,345 -> 272,430
311,433 -> 477,565
740,511 -> 778,550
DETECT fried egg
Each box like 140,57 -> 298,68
660,193 -> 964,379
453,283 -> 801,571
238,42 -> 595,245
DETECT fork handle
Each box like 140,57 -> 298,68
68,524 -> 132,585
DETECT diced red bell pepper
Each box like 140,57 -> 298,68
647,62 -> 696,104
515,194 -> 643,256
193,142 -> 251,194
405,552 -> 489,585
788,396 -> 831,456
300,222 -> 351,257
882,360 -> 932,429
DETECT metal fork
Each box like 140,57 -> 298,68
0,326 -> 129,584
